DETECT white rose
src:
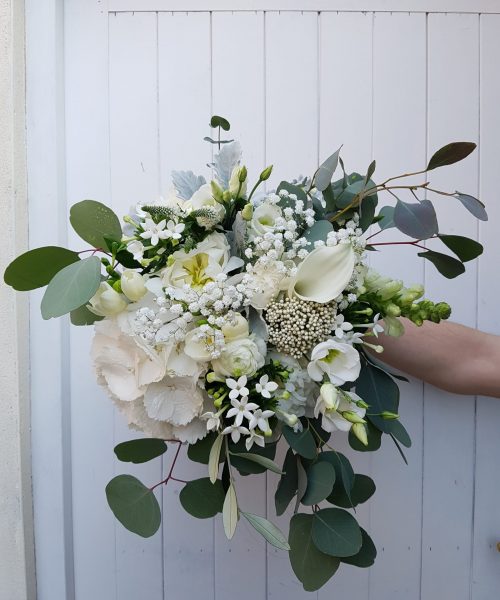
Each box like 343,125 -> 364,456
250,203 -> 282,237
189,183 -> 225,221
121,270 -> 147,302
88,282 -> 127,317
212,336 -> 265,378
91,317 -> 167,402
221,314 -> 249,341
307,338 -> 361,385
289,243 -> 356,304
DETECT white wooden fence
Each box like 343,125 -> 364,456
27,2 -> 500,598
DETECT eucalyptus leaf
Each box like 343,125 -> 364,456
283,426 -> 317,460
70,304 -> 104,326
327,474 -> 376,508
242,512 -> 290,551
301,461 -> 336,506
318,451 -> 354,501
203,136 -> 234,145
275,449 -> 298,516
454,191 -> 488,221
289,513 -> 340,591
210,115 -> 231,131
209,434 -> 224,483
230,452 -> 282,475
315,147 -> 342,191
312,508 -> 362,558
41,256 -> 101,320
348,420 -> 382,452
70,200 -> 122,249
187,432 -> 219,464
114,438 -> 167,464
276,181 -> 308,207
229,441 -> 277,475
358,195 -> 378,232
341,528 -> 377,568
171,170 -> 206,200
377,205 -> 396,231
438,234 -> 483,262
105,475 -> 161,538
179,478 -> 225,519
356,361 -> 400,433
4,246 -> 80,291
393,199 -> 438,240
223,483 -> 238,540
387,419 -> 412,448
303,220 -> 333,247
294,457 -> 308,513
426,141 -> 476,171
417,250 -> 465,279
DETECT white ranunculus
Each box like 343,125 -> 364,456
316,391 -> 366,433
91,317 -> 167,402
221,314 -> 249,341
212,336 -> 265,378
307,338 -> 361,385
189,183 -> 225,221
88,282 -> 128,317
144,375 -> 204,426
249,203 -> 282,237
121,270 -> 147,302
289,243 -> 356,304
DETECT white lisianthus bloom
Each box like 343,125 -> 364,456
249,203 -> 282,237
307,338 -> 361,385
91,317 -> 167,402
315,391 -> 366,433
189,183 -> 225,221
212,336 -> 266,378
88,282 -> 128,317
229,165 -> 247,198
121,270 -> 147,302
289,243 -> 356,304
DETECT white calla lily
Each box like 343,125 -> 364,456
289,243 -> 356,304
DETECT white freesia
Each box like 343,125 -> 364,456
91,317 -> 167,402
249,203 -> 282,237
88,282 -> 127,317
189,183 -> 225,221
315,390 -> 366,433
289,243 -> 356,303
212,336 -> 266,378
307,338 -> 361,385
121,270 -> 147,302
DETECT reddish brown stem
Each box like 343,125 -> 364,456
370,239 -> 428,251
150,441 -> 183,491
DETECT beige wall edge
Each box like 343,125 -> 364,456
0,0 -> 36,598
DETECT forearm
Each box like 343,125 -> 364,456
373,319 -> 500,398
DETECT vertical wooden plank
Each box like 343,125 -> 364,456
212,12 -> 268,600
64,1 -> 115,598
368,12 -> 427,600
421,13 -> 479,600
157,12 -> 215,600
472,13 -> 500,599
318,11 -> 373,600
108,12 -> 164,600
265,11 -> 319,600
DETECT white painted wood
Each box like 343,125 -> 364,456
109,0 -> 500,14
421,13 -> 480,600
27,2 -> 500,598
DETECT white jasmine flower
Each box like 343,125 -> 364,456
248,408 -> 274,432
307,338 -> 361,385
88,282 -> 127,317
245,430 -> 265,451
226,376 -> 250,400
164,220 -> 185,240
201,410 -> 223,432
255,374 -> 279,399
226,396 -> 258,426
369,313 -> 385,337
333,314 -> 353,339
140,218 -> 169,246
222,424 -> 250,444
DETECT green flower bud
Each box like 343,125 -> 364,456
356,399 -> 369,410
222,190 -> 232,203
381,411 -> 399,420
241,203 -> 253,221
214,397 -> 223,408
321,383 -> 339,410
351,423 -> 368,446
280,390 -> 291,400
341,411 -> 366,424
206,372 -> 224,384
437,302 -> 451,319
239,165 -> 248,183
211,180 -> 224,202
259,165 -> 273,181
386,303 -> 401,317
378,280 -> 403,301
264,428 -> 273,437
111,280 -> 122,293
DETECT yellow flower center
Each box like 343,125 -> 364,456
324,349 -> 341,363
181,253 -> 213,289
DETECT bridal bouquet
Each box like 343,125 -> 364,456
5,116 -> 486,591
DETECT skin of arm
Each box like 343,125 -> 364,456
373,319 -> 500,398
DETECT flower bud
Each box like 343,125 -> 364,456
378,279 -> 403,301
259,165 -> 273,181
211,180 -> 224,202
356,399 -> 369,410
241,203 -> 253,221
437,302 -> 451,319
381,411 -> 399,420
320,383 -> 339,410
206,371 -> 224,384
222,190 -> 232,203
239,165 -> 248,183
386,303 -> 401,317
229,166 -> 248,198
88,282 -> 127,317
214,397 -> 223,408
280,390 -> 291,400
264,428 -> 273,437
280,412 -> 298,427
341,411 -> 366,424
121,269 -> 147,301
352,423 -> 368,446
112,280 -> 122,293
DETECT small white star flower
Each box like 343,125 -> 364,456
227,396 -> 259,426
201,411 -> 222,432
248,408 -> 275,432
333,314 -> 353,339
226,376 -> 250,401
222,424 -> 250,444
370,313 -> 385,338
164,219 -> 185,240
140,218 -> 169,246
245,430 -> 266,451
255,374 -> 279,399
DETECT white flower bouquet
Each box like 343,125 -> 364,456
5,115 -> 486,591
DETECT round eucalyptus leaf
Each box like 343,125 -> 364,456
114,438 -> 167,464
70,304 -> 104,326
289,513 -> 340,591
179,478 -> 225,519
317,451 -> 354,497
283,426 -> 317,460
210,115 -> 231,131
187,432 -> 219,465
393,199 -> 438,240
341,528 -> 377,568
105,474 -> 161,538
303,220 -> 333,247
4,246 -> 79,291
312,508 -> 362,558
40,256 -> 101,320
70,200 -> 122,250
301,461 -> 336,506
327,474 -> 376,508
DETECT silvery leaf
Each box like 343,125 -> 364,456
171,170 -> 206,200
213,141 -> 242,188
